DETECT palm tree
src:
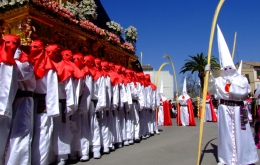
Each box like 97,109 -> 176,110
179,52 -> 220,91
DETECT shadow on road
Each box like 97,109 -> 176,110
199,138 -> 218,165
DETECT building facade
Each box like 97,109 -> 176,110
142,64 -> 174,101
235,61 -> 260,93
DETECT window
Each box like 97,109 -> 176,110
257,70 -> 260,80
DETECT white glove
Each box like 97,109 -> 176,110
205,64 -> 211,71
14,47 -> 21,59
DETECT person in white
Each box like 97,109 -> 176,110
31,42 -> 60,165
86,56 -> 106,159
254,84 -> 260,149
178,76 -> 191,126
238,60 -> 253,122
0,35 -> 31,165
158,80 -> 166,126
70,53 -> 88,162
109,63 -> 123,148
52,49 -> 76,165
125,69 -> 135,144
208,25 -> 258,165
96,59 -> 111,154
5,46 -> 36,165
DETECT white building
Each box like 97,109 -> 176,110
142,64 -> 174,100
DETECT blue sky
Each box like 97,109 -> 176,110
100,0 -> 260,90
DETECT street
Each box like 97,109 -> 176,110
66,118 -> 260,165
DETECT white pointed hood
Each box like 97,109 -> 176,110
217,24 -> 235,69
217,24 -> 238,78
182,76 -> 187,94
159,80 -> 167,101
237,60 -> 242,74
178,76 -> 190,100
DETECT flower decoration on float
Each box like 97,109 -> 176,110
1,0 -> 136,53
76,0 -> 98,20
0,0 -> 28,8
106,31 -> 120,44
33,0 -> 78,24
106,21 -> 123,36
121,42 -> 134,53
124,25 -> 137,44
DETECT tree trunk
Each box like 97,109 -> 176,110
198,70 -> 205,93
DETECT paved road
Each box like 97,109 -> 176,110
66,118 -> 260,165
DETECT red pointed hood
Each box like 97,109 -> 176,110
24,40 -> 47,79
61,50 -> 84,80
0,34 -> 20,65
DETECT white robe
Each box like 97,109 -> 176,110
125,83 -> 133,141
130,82 -> 140,140
70,78 -> 84,156
53,76 -> 75,157
110,84 -> 122,144
100,76 -> 111,148
89,76 -> 106,152
205,99 -> 213,122
118,83 -> 128,141
0,63 -> 17,165
178,95 -> 190,126
5,61 -> 35,165
31,70 -> 59,165
77,75 -> 92,156
209,74 -> 259,165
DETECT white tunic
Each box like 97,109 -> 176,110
32,70 -> 59,165
208,74 -> 259,165
5,61 -> 36,165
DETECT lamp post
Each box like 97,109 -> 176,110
163,54 -> 178,100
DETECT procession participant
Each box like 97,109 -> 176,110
96,59 -> 111,154
31,42 -> 60,165
254,85 -> 260,149
108,62 -> 122,148
138,72 -> 149,139
131,71 -> 144,142
86,55 -> 105,159
154,83 -> 161,134
157,81 -> 166,126
0,34 -> 22,165
204,92 -> 218,122
237,61 -> 253,123
126,69 -> 136,144
73,54 -> 93,161
126,69 -> 140,144
150,81 -> 160,134
70,52 -> 89,162
115,64 -> 128,146
243,95 -> 253,122
101,60 -> 119,152
144,74 -> 155,135
121,66 -> 133,145
5,45 -> 36,165
52,49 -> 77,165
208,25 -> 258,165
176,76 -> 196,126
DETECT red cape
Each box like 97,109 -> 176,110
209,97 -> 217,122
177,98 -> 196,126
163,100 -> 172,126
